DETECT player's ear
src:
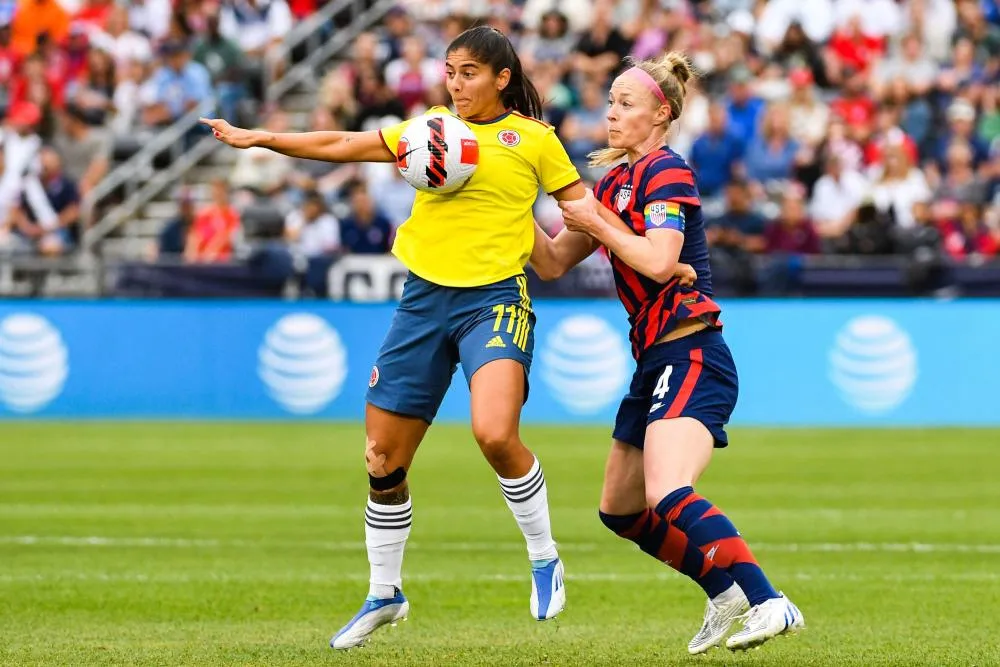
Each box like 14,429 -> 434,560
495,67 -> 511,93
653,102 -> 672,128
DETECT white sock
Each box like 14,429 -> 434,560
713,582 -> 747,606
365,497 -> 411,598
497,457 -> 558,562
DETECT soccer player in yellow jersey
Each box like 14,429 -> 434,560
203,26 -> 586,648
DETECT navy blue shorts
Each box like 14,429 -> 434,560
613,329 -> 738,449
366,272 -> 535,423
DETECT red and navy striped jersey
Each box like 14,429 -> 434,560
594,146 -> 722,360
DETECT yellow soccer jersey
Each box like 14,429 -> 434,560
378,106 -> 580,288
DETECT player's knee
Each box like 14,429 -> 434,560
472,424 -> 520,470
364,436 -> 406,487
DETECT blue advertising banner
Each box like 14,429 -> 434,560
0,300 -> 997,425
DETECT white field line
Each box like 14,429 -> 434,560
1,571 -> 998,584
3,535 -> 1000,554
0,504 -> 982,520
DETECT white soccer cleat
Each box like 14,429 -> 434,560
330,588 -> 409,650
688,585 -> 750,655
726,593 -> 804,651
529,557 -> 565,620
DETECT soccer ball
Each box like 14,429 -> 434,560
395,113 -> 479,194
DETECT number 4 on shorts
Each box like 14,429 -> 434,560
654,366 -> 673,400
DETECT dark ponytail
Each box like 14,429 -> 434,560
447,25 -> 543,119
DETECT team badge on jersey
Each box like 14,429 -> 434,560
644,201 -> 685,231
498,129 -> 520,147
369,365 -> 380,388
616,184 -> 633,212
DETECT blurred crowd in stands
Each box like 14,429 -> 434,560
2,0 -> 1000,288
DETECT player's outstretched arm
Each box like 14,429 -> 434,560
559,190 -> 683,284
200,118 -> 394,163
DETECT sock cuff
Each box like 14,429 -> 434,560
497,456 -> 540,485
498,458 -> 545,503
655,486 -> 694,518
598,509 -> 649,536
365,498 -> 412,530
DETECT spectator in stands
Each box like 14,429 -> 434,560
376,166 -> 415,232
572,0 -> 632,84
690,102 -> 745,199
379,5 -> 413,62
936,36 -> 987,101
787,68 -> 830,150
723,65 -> 764,146
827,13 -> 886,77
935,99 -> 991,170
185,178 -> 241,263
955,0 -> 1000,66
0,147 -> 20,251
830,66 -> 877,131
869,138 -> 931,230
284,189 -> 339,258
764,186 -> 822,254
10,0 -> 69,56
194,5 -> 246,124
0,101 -> 42,200
0,18 -> 16,104
384,35 -> 443,116
75,0 -> 116,31
520,9 -> 575,73
771,20 -> 829,88
65,45 -> 116,121
810,152 -> 868,238
154,186 -> 195,259
872,32 -> 938,99
220,0 -> 292,64
142,38 -> 212,127
350,67 -> 405,132
90,5 -> 152,69
940,201 -> 999,258
745,103 -> 800,188
707,178 -> 767,254
934,140 -> 988,208
338,179 -> 391,255
558,77 -> 607,176
12,147 -> 79,256
51,102 -> 110,197
110,58 -> 146,136
127,0 -> 173,42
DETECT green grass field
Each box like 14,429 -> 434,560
2,423 -> 998,666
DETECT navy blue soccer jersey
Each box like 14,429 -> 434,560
594,146 -> 722,359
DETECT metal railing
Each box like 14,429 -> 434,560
80,98 -> 218,252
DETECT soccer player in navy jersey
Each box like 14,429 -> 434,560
530,53 -> 805,654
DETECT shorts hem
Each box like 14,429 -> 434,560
365,395 -> 436,425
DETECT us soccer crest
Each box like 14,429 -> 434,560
616,184 -> 633,212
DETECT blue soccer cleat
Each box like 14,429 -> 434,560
330,588 -> 409,650
529,557 -> 566,620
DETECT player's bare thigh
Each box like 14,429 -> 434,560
600,440 -> 646,515
642,417 -> 714,507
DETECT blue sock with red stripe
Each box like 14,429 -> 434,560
599,508 -> 734,599
655,486 -> 779,606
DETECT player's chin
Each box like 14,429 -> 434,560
606,130 -> 626,148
